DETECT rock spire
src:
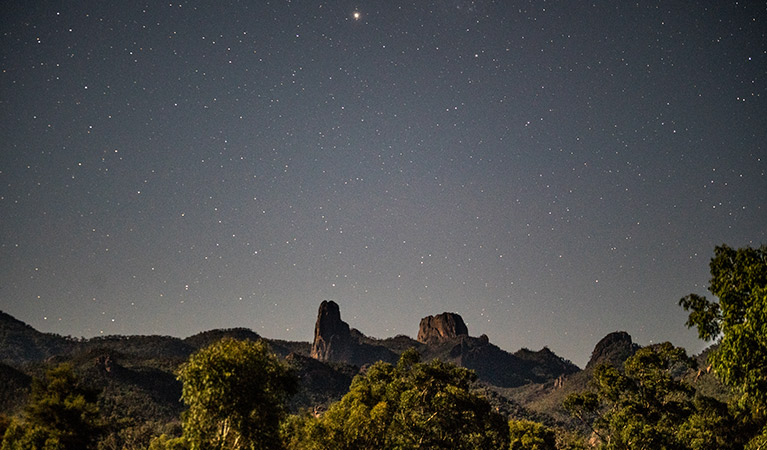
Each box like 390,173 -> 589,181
310,300 -> 351,361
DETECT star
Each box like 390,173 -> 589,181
352,11 -> 361,20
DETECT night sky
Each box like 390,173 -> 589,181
2,1 -> 765,367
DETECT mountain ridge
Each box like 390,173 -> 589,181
0,305 -> 665,430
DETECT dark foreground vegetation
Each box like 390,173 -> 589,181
0,244 -> 765,449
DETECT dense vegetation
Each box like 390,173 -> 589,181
1,364 -> 103,450
282,348 -> 510,450
562,244 -> 767,449
0,244 -> 764,449
176,338 -> 297,450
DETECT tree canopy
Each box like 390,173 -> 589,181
679,244 -> 767,443
563,342 -> 740,450
1,363 -> 102,450
283,348 -> 509,450
177,338 -> 297,450
508,419 -> 557,450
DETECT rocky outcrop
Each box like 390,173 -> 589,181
585,331 -> 639,370
417,312 -> 469,344
310,300 -> 352,361
413,311 -> 579,389
412,311 -> 578,387
96,354 -> 116,374
310,301 -> 397,366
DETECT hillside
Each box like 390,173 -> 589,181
0,303 -> 724,440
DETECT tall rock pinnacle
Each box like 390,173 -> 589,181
310,300 -> 351,361
309,301 -> 398,366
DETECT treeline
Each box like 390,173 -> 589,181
0,244 -> 765,449
0,342 -> 578,450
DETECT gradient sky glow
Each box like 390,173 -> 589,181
1,1 -> 765,367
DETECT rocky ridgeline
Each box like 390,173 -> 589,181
309,301 -> 579,388
0,304 -> 658,422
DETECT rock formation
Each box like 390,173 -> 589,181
412,312 -> 579,388
96,354 -> 115,374
585,331 -> 639,370
413,311 -> 560,388
310,300 -> 352,361
310,300 -> 397,366
417,312 -> 469,343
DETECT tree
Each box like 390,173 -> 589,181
177,338 -> 297,450
508,420 -> 556,450
676,395 -> 740,450
679,244 -> 767,412
147,434 -> 189,450
1,364 -> 102,450
563,343 -> 737,450
284,348 -> 509,450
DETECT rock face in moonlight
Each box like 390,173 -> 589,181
417,312 -> 469,344
309,300 -> 398,366
310,300 -> 351,361
585,331 -> 639,370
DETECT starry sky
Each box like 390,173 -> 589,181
1,1 -> 765,367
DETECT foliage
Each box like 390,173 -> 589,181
0,363 -> 32,415
553,430 -> 589,450
1,364 -> 102,450
675,395 -> 740,450
679,244 -> 767,448
679,244 -> 767,411
563,343 -> 739,450
95,419 -> 182,450
2,420 -> 62,450
283,348 -> 509,450
745,429 -> 767,450
508,419 -> 556,450
147,434 -> 189,450
176,338 -> 297,450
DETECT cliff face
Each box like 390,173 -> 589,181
310,300 -> 352,362
413,311 -> 577,388
307,303 -> 579,387
417,312 -> 469,344
309,300 -> 397,366
585,331 -> 639,370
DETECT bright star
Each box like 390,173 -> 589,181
352,11 -> 361,20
